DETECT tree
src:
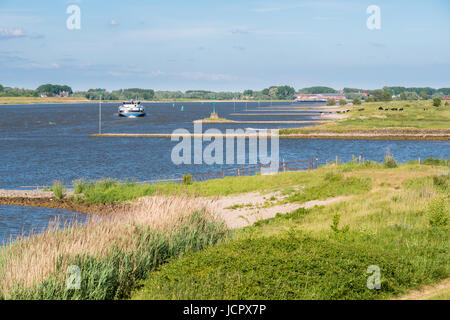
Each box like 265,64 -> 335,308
420,90 -> 428,100
326,98 -> 336,106
275,85 -> 295,99
399,92 -> 407,100
339,99 -> 347,106
0,84 -> 3,92
268,87 -> 278,99
36,84 -> 73,96
298,86 -> 337,94
243,89 -> 253,96
352,98 -> 362,105
382,91 -> 392,101
432,97 -> 441,107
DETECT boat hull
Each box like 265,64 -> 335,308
118,112 -> 146,118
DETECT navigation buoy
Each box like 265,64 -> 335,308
181,106 -> 184,111
172,103 -> 175,108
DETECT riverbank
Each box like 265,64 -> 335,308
132,160 -> 449,300
0,97 -> 295,105
89,129 -> 450,141
281,100 -> 450,136
1,159 -> 448,299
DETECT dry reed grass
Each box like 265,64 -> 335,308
0,195 -> 222,297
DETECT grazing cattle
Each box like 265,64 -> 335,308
358,108 -> 365,111
399,108 -> 403,111
391,108 -> 398,111
378,106 -> 383,110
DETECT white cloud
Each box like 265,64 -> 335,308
0,27 -> 26,39
109,20 -> 119,26
177,72 -> 234,81
123,28 -> 223,40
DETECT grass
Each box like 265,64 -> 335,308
50,181 -> 65,199
280,100 -> 450,134
132,160 -> 449,300
73,157 -> 448,205
73,172 -> 319,204
0,97 -> 91,105
0,197 -> 226,299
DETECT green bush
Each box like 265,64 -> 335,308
352,98 -> 362,105
428,197 -> 448,227
50,181 -> 65,199
326,98 -> 336,106
73,179 -> 87,194
330,214 -> 349,235
339,99 -> 347,106
183,174 -> 193,185
432,97 -> 441,107
422,158 -> 449,166
384,155 -> 398,168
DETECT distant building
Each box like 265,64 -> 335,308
443,97 -> 450,100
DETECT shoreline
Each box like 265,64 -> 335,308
88,131 -> 450,141
0,98 -> 312,106
0,196 -> 124,215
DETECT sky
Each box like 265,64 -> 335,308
0,0 -> 449,91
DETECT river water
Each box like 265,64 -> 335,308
0,101 -> 448,188
0,101 -> 448,243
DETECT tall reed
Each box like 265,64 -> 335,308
0,196 -> 226,299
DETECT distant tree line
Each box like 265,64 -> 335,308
1,83 -> 449,101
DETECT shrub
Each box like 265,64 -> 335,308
50,181 -> 65,199
432,97 -> 441,107
330,214 -> 349,235
326,98 -> 336,106
73,179 -> 87,194
339,99 -> 347,106
352,98 -> 362,105
428,197 -> 448,227
183,174 -> 193,185
384,150 -> 398,168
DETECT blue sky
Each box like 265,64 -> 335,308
0,0 -> 449,91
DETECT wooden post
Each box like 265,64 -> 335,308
335,155 -> 338,166
315,156 -> 318,169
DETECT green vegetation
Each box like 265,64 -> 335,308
50,181 -> 65,199
286,171 -> 371,203
298,86 -> 337,94
339,99 -> 347,106
280,100 -> 450,134
36,84 -> 73,96
433,97 -> 442,107
133,162 -> 449,300
352,98 -> 362,105
1,84 -> 449,102
383,153 -> 398,168
73,179 -> 88,194
182,174 -> 193,185
326,98 -> 336,106
0,207 -> 226,299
